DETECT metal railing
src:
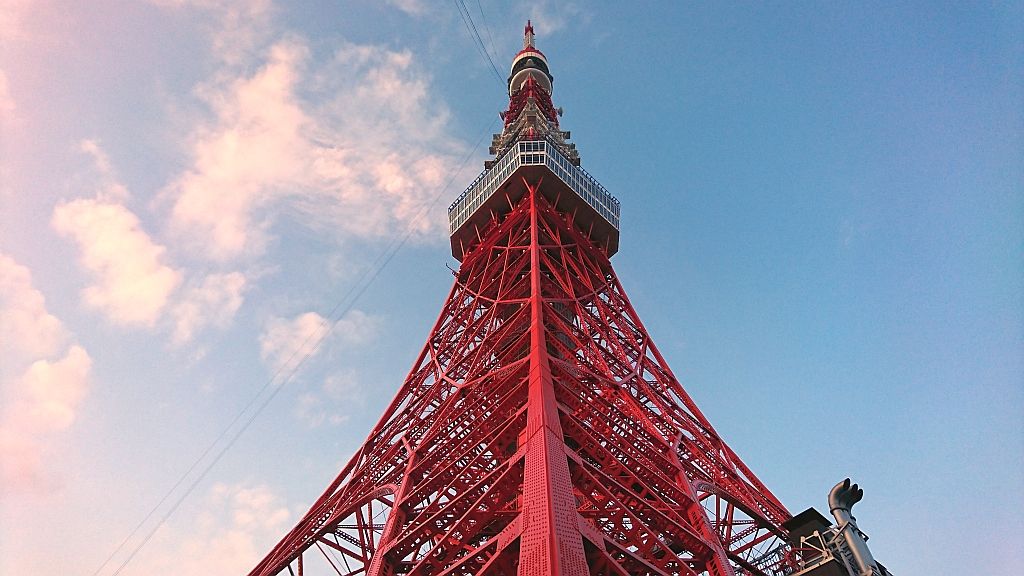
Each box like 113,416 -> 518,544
448,140 -> 620,234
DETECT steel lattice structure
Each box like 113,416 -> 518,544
249,22 -> 796,576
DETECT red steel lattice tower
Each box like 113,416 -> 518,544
249,22 -> 797,576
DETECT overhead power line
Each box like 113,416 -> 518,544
453,0 -> 504,85
474,0 -> 499,66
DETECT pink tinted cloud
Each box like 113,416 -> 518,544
0,254 -> 92,495
166,40 -> 311,260
163,35 -> 461,262
7,345 -> 91,434
0,253 -> 66,359
52,197 -> 183,327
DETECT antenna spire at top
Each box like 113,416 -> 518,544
524,20 -> 535,49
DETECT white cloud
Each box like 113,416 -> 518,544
0,253 -> 91,496
333,309 -> 381,346
522,1 -> 583,35
262,310 -> 378,427
52,197 -> 182,327
293,392 -> 349,428
77,139 -> 129,201
54,141 -> 249,343
293,369 -> 363,428
260,310 -> 380,373
386,0 -> 428,16
171,271 -> 247,344
0,253 -> 66,361
163,35 -> 460,262
323,368 -> 363,401
259,311 -> 326,373
150,0 -> 273,64
132,482 -> 291,576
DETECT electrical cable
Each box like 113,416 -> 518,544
453,0 -> 503,85
474,0 -> 498,62
93,115 -> 499,576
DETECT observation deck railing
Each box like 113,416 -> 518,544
448,140 -> 620,235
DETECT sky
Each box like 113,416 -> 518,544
0,1 -> 1021,575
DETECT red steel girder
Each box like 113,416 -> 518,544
249,179 -> 792,576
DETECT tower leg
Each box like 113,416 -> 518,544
517,180 -> 589,576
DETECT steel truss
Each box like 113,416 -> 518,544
249,181 -> 793,576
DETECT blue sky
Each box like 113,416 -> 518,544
1,2 -> 1021,575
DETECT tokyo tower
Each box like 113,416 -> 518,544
249,22 -> 893,576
